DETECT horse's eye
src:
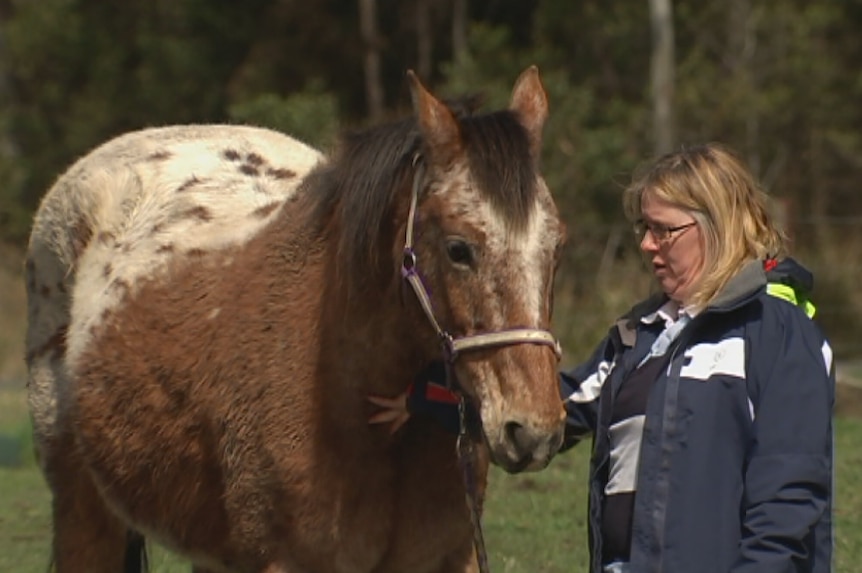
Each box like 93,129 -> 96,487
446,239 -> 474,267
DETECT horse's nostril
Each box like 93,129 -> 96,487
504,421 -> 523,444
499,421 -> 560,473
504,421 -> 535,455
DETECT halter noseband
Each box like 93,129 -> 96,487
400,156 -> 562,364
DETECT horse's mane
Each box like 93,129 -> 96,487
302,99 -> 539,290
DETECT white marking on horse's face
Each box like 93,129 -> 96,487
428,164 -> 561,334
423,163 -> 564,472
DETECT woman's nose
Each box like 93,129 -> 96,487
640,232 -> 658,252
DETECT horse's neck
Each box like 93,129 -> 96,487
261,208 -> 425,427
319,281 -> 424,396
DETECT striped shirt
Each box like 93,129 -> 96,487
601,301 -> 695,563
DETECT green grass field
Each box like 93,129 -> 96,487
1,387 -> 860,572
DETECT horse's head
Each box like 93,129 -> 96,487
404,67 -> 566,473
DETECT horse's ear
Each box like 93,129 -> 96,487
407,70 -> 462,167
509,66 -> 548,159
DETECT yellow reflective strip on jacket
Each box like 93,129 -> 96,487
766,283 -> 817,318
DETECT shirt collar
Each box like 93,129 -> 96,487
640,299 -> 699,326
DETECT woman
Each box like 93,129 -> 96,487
370,143 -> 834,573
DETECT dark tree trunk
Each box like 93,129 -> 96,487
649,0 -> 675,154
452,0 -> 467,62
416,0 -> 432,80
359,0 -> 384,120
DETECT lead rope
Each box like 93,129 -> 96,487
456,394 -> 491,573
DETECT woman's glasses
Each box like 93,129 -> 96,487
633,220 -> 697,243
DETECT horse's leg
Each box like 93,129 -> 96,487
436,541 -> 480,573
48,433 -> 130,573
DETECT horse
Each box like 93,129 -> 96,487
24,66 -> 567,573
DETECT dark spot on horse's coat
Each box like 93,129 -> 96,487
223,149 -> 241,161
187,248 -> 206,258
239,164 -> 260,177
110,278 -> 130,295
25,324 -> 68,364
246,153 -> 265,166
103,263 -> 113,278
252,203 -> 281,219
57,281 -> 66,294
98,231 -> 116,245
152,223 -> 165,235
177,176 -> 202,193
266,167 -> 296,179
156,244 -> 174,254
147,150 -> 172,161
70,217 -> 93,260
40,284 -> 51,298
184,205 -> 213,222
167,386 -> 188,411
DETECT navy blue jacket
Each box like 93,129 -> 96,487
561,259 -> 834,573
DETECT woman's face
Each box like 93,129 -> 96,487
638,193 -> 705,305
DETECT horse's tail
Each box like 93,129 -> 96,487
124,531 -> 149,573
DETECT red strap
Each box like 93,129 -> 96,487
425,382 -> 460,404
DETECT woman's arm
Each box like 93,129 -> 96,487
732,306 -> 834,573
558,334 -> 617,450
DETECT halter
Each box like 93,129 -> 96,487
400,156 -> 562,364
399,156 -> 561,573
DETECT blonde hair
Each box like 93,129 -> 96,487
622,143 -> 786,309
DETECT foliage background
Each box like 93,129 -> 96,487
2,0 -> 861,363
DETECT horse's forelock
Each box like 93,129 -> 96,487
460,110 -> 539,232
304,104 -> 540,294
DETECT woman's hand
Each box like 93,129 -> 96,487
367,362 -> 462,435
367,390 -> 411,434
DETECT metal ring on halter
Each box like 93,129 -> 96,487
402,249 -> 417,270
439,331 -> 456,362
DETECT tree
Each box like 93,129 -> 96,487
452,0 -> 467,62
649,0 -> 675,154
359,0 -> 384,120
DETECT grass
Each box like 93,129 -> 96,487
1,385 -> 860,572
0,245 -> 27,386
484,450 -> 590,572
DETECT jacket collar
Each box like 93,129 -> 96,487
614,260 -> 768,347
707,259 -> 767,310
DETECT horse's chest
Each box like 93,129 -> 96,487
371,433 -> 481,572
271,430 -> 479,573
302,487 -> 472,573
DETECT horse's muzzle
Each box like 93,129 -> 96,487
490,419 -> 564,474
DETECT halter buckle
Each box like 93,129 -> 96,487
401,248 -> 417,277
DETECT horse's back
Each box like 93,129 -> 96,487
25,124 -> 323,465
